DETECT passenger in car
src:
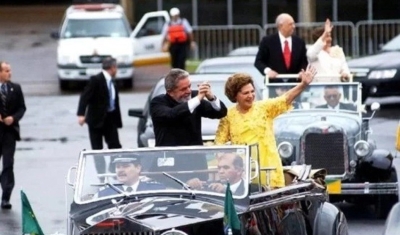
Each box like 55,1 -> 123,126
208,153 -> 245,195
97,156 -> 165,197
215,65 -> 317,188
307,18 -> 350,83
315,85 -> 356,111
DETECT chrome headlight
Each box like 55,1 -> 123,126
368,69 -> 397,79
161,229 -> 189,235
278,141 -> 293,158
354,140 -> 371,157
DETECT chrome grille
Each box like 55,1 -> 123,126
80,55 -> 110,64
303,133 -> 346,175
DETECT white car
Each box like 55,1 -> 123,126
52,4 -> 174,90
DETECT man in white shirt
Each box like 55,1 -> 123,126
316,85 -> 356,111
208,153 -> 245,196
98,156 -> 165,197
254,13 -> 308,83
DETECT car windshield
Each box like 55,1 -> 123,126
381,34 -> 400,51
265,82 -> 361,113
196,64 -> 264,88
76,146 -> 250,203
61,18 -> 130,38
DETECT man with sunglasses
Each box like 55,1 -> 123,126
316,85 -> 356,111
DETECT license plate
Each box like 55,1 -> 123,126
326,179 -> 342,194
86,68 -> 101,76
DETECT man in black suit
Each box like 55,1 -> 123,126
207,153 -> 245,196
316,85 -> 357,111
150,68 -> 227,147
98,155 -> 166,197
0,61 -> 26,209
77,57 -> 122,175
254,13 -> 308,83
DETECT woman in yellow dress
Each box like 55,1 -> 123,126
215,65 -> 317,188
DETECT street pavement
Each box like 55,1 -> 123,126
0,5 -> 399,235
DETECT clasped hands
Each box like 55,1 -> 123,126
0,114 -> 14,126
197,81 -> 215,101
186,178 -> 226,193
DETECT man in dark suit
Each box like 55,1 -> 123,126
316,85 -> 357,111
150,68 -> 227,147
254,13 -> 308,83
0,61 -> 26,209
77,57 -> 123,175
98,156 -> 166,197
207,153 -> 245,196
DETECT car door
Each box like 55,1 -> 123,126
131,11 -> 170,63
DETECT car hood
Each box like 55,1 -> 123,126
84,197 -> 225,232
347,51 -> 400,69
58,37 -> 132,56
274,111 -> 361,138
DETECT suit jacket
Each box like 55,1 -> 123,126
316,103 -> 357,111
98,181 -> 166,197
0,82 -> 26,140
150,91 -> 227,146
231,180 -> 245,196
254,33 -> 308,83
77,72 -> 122,129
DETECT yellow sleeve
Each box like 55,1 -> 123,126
259,94 -> 292,119
215,116 -> 230,145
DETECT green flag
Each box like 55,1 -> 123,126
21,190 -> 45,235
223,183 -> 242,235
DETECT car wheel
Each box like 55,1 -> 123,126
375,195 -> 397,219
60,80 -> 69,91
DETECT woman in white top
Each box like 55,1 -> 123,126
307,19 -> 350,82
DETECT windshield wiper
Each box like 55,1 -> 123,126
162,172 -> 196,199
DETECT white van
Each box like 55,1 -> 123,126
52,3 -> 172,90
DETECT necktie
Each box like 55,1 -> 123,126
125,186 -> 133,192
0,84 -> 7,114
108,80 -> 115,112
283,40 -> 291,69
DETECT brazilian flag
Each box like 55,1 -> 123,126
223,183 -> 242,235
21,190 -> 45,235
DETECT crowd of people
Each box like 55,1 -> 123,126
0,10 -> 357,208
74,10 -> 358,196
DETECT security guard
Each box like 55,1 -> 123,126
161,7 -> 195,70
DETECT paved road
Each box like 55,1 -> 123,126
0,5 -> 399,235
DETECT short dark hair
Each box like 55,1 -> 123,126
164,68 -> 189,91
312,27 -> 325,42
220,153 -> 244,170
102,57 -> 117,70
224,73 -> 254,103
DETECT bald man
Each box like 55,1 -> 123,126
255,13 -> 308,83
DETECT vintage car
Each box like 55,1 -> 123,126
264,81 -> 398,219
65,145 -> 348,235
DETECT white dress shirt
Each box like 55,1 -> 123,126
102,70 -> 115,101
187,96 -> 221,113
230,180 -> 243,194
307,38 -> 350,82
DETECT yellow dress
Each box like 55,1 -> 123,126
215,95 -> 292,188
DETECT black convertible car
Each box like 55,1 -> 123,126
65,145 -> 349,235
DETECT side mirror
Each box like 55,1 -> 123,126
128,108 -> 144,118
371,102 -> 380,111
50,31 -> 59,39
